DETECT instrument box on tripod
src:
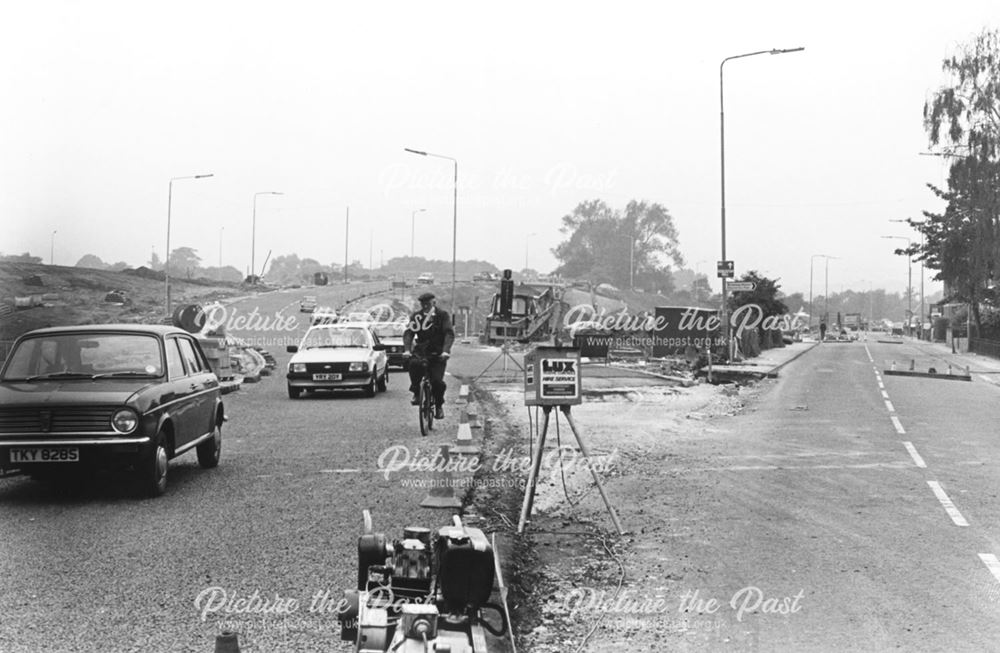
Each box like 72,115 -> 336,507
523,345 -> 582,406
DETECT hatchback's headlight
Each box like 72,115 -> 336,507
111,408 -> 139,434
290,363 -> 307,373
349,361 -> 367,372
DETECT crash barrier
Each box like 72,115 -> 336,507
884,360 -> 972,381
337,510 -> 512,652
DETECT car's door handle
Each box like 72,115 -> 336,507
190,383 -> 200,391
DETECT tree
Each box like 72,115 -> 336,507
924,28 -> 1000,160
168,247 -> 202,278
922,28 -> 1000,334
0,252 -> 43,263
75,254 -> 108,269
727,271 -> 788,351
552,199 -> 684,292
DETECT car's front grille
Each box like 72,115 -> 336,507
305,362 -> 354,374
0,407 -> 116,434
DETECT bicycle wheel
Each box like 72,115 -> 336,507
418,381 -> 430,436
422,379 -> 434,433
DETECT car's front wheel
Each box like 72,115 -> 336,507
364,372 -> 377,398
288,385 -> 301,399
197,423 -> 222,468
140,431 -> 169,498
377,368 -> 388,393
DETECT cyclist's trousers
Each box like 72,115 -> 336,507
408,357 -> 448,407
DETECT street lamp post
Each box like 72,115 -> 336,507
166,173 -> 213,316
411,208 -> 426,258
251,192 -> 283,283
719,47 -> 804,357
809,254 -> 831,332
405,148 -> 458,316
50,230 -> 57,266
891,219 -> 925,339
882,235 -> 912,336
824,256 -> 839,329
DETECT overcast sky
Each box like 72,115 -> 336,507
2,1 -> 996,298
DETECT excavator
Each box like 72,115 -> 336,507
483,275 -> 569,345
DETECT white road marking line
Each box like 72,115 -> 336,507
881,390 -> 890,399
877,381 -> 884,389
884,400 -> 895,413
902,442 -> 927,468
927,481 -> 969,526
890,416 -> 905,434
978,554 -> 1000,584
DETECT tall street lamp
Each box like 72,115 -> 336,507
882,235 -> 913,336
405,147 -> 458,316
809,254 -> 832,331
824,256 -> 838,328
50,230 -> 57,266
251,191 -> 283,283
719,47 -> 804,356
891,218 -> 925,339
411,208 -> 426,258
166,173 -> 213,316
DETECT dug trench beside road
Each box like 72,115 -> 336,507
465,362 -> 760,652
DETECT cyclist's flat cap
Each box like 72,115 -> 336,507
418,292 -> 435,302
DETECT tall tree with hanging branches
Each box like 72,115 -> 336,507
921,28 -> 1000,332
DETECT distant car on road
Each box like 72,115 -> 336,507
473,271 -> 499,282
417,273 -> 434,285
0,325 -> 224,497
372,321 -> 408,368
285,324 -> 388,398
300,296 -> 318,313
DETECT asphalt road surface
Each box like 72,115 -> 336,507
5,287 -> 1000,652
0,285 -> 503,652
642,338 -> 1000,651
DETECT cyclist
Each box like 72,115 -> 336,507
402,292 -> 455,419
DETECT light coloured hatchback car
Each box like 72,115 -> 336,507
285,324 -> 388,398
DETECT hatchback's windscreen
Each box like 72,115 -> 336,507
2,334 -> 164,381
300,329 -> 369,349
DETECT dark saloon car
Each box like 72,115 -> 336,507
0,325 -> 224,496
372,321 -> 408,368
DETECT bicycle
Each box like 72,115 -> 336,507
407,353 -> 438,436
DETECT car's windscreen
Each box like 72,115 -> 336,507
1,333 -> 164,380
372,324 -> 406,338
300,328 -> 369,349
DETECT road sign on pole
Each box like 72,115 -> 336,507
717,260 -> 734,278
727,281 -> 756,292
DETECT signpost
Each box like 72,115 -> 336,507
727,281 -> 755,292
716,260 -> 735,278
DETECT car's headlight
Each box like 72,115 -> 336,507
111,408 -> 139,434
290,363 -> 307,373
349,361 -> 367,372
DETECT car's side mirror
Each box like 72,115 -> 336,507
372,344 -> 386,351
286,345 -> 299,353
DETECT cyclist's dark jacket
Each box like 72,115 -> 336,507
403,308 -> 455,356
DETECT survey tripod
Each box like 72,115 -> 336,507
515,346 -> 625,535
